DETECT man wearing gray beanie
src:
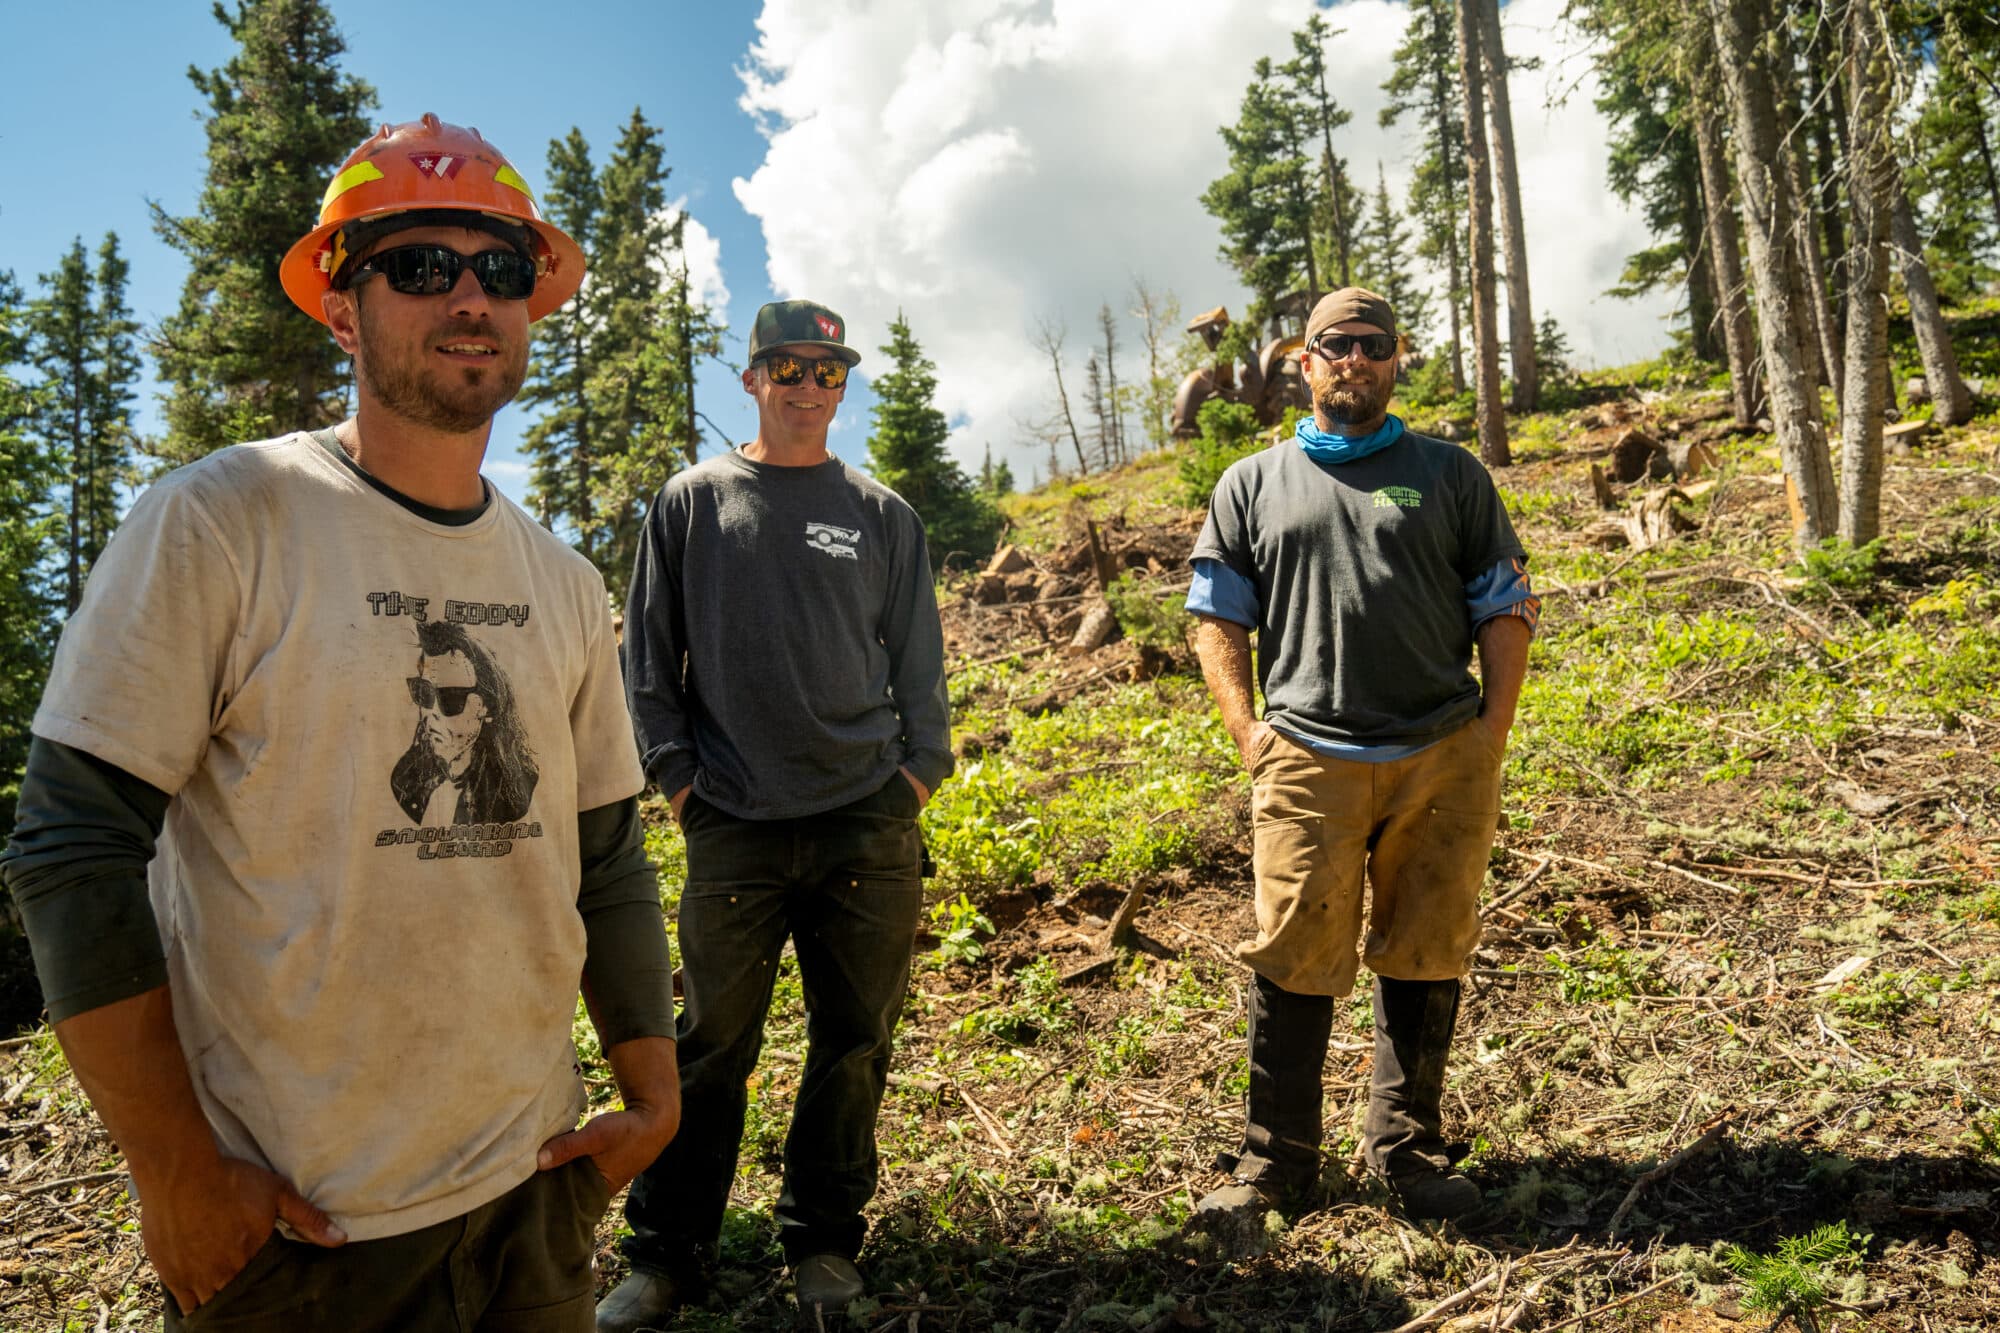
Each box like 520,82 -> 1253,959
1185,287 -> 1539,1225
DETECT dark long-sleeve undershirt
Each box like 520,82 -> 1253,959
1,737 -> 675,1044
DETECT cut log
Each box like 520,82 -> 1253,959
1589,462 -> 1619,511
1666,439 -> 1718,480
971,574 -> 1009,606
1883,419 -> 1929,457
986,544 -> 1032,576
1609,428 -> 1663,483
1068,600 -> 1121,654
1003,571 -> 1041,602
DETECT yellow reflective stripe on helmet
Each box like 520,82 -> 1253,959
492,164 -> 535,199
322,160 -> 385,212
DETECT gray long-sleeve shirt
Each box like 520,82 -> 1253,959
625,449 -> 953,820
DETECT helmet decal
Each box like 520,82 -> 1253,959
409,153 -> 464,180
322,160 -> 385,213
492,164 -> 535,200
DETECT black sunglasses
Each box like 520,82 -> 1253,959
760,352 -> 850,390
1310,332 -> 1399,363
408,676 -> 479,717
345,244 -> 538,301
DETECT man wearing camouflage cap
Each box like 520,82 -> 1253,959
2,115 -> 679,1329
1185,287 -> 1538,1226
603,300 -> 953,1331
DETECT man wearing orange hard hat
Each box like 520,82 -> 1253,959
1,115 -> 679,1331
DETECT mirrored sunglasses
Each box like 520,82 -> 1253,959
1310,332 -> 1400,363
345,244 -> 538,301
407,676 -> 478,717
762,353 -> 850,390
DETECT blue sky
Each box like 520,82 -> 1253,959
0,0 -> 869,502
2,1 -> 1674,508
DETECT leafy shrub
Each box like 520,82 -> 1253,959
1105,572 -> 1192,654
1178,398 -> 1264,506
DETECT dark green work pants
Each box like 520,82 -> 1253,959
163,1157 -> 610,1332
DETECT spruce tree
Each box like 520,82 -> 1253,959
977,445 -> 1015,498
1286,14 -> 1361,289
1382,0 -> 1469,392
151,0 -> 375,461
0,273 -> 61,825
520,111 -> 719,597
1203,58 -> 1321,318
521,130 -> 601,550
29,235 -> 139,612
865,314 -> 999,567
1354,164 -> 1433,347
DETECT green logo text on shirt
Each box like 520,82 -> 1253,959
1373,486 -> 1424,509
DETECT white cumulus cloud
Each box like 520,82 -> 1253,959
661,198 -> 732,315
734,0 -> 1677,482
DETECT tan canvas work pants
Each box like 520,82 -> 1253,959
1238,718 -> 1504,998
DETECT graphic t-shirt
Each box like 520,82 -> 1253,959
34,434 -> 644,1241
1190,430 -> 1526,749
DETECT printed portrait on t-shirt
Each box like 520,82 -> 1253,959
390,619 -> 539,825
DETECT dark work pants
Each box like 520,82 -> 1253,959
163,1159 -> 610,1332
622,776 -> 923,1272
1232,972 -> 1463,1200
1232,971 -> 1334,1200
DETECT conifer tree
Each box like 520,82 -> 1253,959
29,236 -> 139,613
866,314 -> 999,567
977,445 -> 1015,499
0,274 -> 61,825
1286,14 -> 1360,289
1353,165 -> 1433,347
1128,278 -> 1184,452
1203,58 -> 1321,316
520,111 -> 719,594
1382,0 -> 1468,392
521,129 -> 601,549
151,0 -> 375,461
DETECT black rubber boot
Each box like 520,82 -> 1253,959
1231,971 -> 1334,1207
1363,975 -> 1481,1220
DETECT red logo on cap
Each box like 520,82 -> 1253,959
409,154 -> 465,179
815,314 -> 841,340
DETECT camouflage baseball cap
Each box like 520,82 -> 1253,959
748,299 -> 861,366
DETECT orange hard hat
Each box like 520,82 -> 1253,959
280,113 -> 585,325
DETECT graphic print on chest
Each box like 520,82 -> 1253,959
806,521 -> 861,560
1373,486 -> 1424,510
369,590 -> 543,860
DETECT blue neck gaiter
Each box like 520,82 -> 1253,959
1297,413 -> 1404,465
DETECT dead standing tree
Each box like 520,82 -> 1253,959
1033,317 -> 1092,476
1703,0 -> 1837,551
1457,0 -> 1511,468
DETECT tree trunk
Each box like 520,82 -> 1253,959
1973,88 -> 2000,237
1429,4 -> 1466,396
1686,191 -> 1723,365
1457,0 -> 1509,467
1477,0 -> 1536,412
1891,192 -> 1973,428
1839,0 -> 1895,545
1691,79 -> 1758,427
1782,83 -> 1842,411
1704,0 -> 1836,551
1804,23 -> 1850,347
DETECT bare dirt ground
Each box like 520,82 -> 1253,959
3,392 -> 1997,1332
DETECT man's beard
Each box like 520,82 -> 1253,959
359,317 -> 526,433
1313,371 -> 1391,426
